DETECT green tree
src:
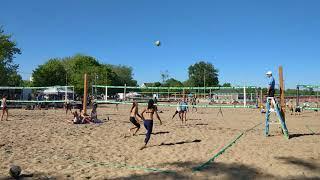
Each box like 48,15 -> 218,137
106,64 -> 137,86
32,54 -> 138,94
21,80 -> 32,87
32,59 -> 67,86
222,83 -> 231,87
187,61 -> 219,87
163,78 -> 183,87
62,54 -> 115,94
154,82 -> 162,87
0,27 -> 22,86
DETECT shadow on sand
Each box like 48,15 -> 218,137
108,159 -> 320,180
158,139 -> 201,147
276,156 -> 320,171
289,133 -> 320,139
2,157 -> 319,179
137,131 -> 170,136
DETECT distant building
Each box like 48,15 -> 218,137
140,83 -> 155,88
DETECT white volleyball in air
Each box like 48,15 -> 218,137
155,40 -> 161,46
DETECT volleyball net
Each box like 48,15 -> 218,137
92,85 -> 258,108
296,85 -> 320,110
0,86 -> 75,108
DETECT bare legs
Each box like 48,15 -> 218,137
1,109 -> 8,121
129,126 -> 140,136
181,111 -> 187,125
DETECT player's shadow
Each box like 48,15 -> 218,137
158,139 -> 201,146
195,123 -> 208,126
187,118 -> 202,121
289,133 -> 320,139
137,131 -> 170,136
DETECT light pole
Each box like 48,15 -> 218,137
204,69 -> 206,99
95,74 -> 98,97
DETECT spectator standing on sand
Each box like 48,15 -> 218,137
1,95 -> 8,121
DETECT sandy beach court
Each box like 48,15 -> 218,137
0,105 -> 319,179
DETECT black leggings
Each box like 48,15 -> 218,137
144,120 -> 153,144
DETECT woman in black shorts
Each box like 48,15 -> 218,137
129,102 -> 143,136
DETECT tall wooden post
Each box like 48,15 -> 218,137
83,73 -> 88,114
279,66 -> 285,120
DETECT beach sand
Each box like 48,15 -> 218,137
0,104 -> 319,179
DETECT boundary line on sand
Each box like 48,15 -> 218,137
80,160 -> 175,174
192,122 -> 263,172
80,122 -> 263,174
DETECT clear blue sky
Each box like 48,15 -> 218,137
1,0 -> 320,88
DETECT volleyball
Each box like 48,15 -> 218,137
9,165 -> 21,178
155,40 -> 161,46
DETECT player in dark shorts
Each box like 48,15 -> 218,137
129,102 -> 143,136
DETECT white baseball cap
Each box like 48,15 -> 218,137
266,71 -> 272,75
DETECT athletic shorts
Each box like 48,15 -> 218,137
130,117 -> 140,128
268,89 -> 275,97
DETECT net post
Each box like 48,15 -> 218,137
243,86 -> 247,107
83,73 -> 88,114
124,84 -> 127,101
296,85 -> 300,107
105,86 -> 108,101
279,66 -> 285,120
65,86 -> 67,102
72,86 -> 75,101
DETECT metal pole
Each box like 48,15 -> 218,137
72,86 -> 74,101
105,86 -> 108,101
65,86 -> 67,102
204,69 -> 206,99
243,86 -> 247,107
83,74 -> 88,114
95,74 -> 97,97
124,84 -> 127,101
297,86 -> 300,107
